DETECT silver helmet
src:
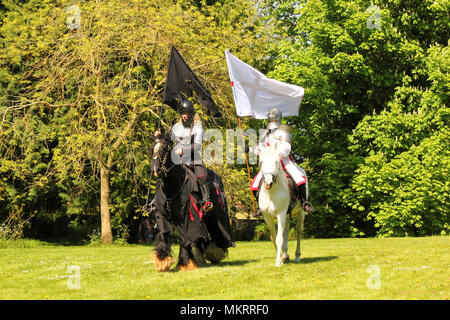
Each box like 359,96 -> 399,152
272,124 -> 292,143
267,108 -> 282,130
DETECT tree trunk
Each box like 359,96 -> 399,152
100,165 -> 113,243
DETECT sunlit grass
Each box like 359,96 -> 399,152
0,236 -> 448,300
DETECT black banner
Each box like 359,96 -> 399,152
163,46 -> 221,117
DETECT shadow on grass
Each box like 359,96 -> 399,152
214,259 -> 259,267
296,256 -> 338,264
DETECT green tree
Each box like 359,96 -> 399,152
1,0 -> 267,242
344,44 -> 449,236
260,0 -> 449,237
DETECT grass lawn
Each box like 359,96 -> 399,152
0,236 -> 448,300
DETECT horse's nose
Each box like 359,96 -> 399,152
263,174 -> 273,189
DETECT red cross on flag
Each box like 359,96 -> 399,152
225,50 -> 304,119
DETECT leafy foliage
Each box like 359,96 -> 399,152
0,0 -> 268,242
262,0 -> 449,237
0,0 -> 448,241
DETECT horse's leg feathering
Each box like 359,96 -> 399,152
153,252 -> 175,272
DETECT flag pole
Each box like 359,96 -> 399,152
237,117 -> 257,217
143,46 -> 171,212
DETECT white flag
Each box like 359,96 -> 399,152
225,50 -> 304,119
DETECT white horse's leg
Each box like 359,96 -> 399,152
282,215 -> 290,263
263,213 -> 277,250
275,213 -> 286,267
295,207 -> 305,262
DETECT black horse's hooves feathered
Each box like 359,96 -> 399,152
177,259 -> 197,271
153,252 -> 175,272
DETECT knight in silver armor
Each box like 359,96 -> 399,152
250,108 -> 313,215
250,108 -> 282,155
170,100 -> 204,165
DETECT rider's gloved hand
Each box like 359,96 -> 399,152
175,148 -> 183,156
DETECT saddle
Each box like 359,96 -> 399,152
182,164 -> 200,193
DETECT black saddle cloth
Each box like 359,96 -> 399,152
153,167 -> 235,249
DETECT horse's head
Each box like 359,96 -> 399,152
152,131 -> 172,178
260,146 -> 282,190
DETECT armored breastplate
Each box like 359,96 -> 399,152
171,122 -> 194,145
170,121 -> 204,165
260,129 -> 274,146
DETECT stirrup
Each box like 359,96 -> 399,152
302,201 -> 314,213
202,201 -> 213,213
252,209 -> 262,218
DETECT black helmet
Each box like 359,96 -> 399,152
179,100 -> 195,127
179,100 -> 195,115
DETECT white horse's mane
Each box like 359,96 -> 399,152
260,144 -> 277,158
259,145 -> 280,167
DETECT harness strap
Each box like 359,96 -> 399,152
189,194 -> 204,221
182,164 -> 199,192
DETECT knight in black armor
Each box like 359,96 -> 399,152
155,99 -> 213,213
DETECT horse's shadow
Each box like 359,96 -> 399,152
161,256 -> 337,272
214,259 -> 259,267
295,256 -> 338,264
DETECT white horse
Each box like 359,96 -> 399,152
258,145 -> 306,266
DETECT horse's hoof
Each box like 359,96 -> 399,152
282,256 -> 290,263
177,259 -> 197,271
153,253 -> 175,272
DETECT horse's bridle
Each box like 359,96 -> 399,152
154,140 -> 176,177
153,139 -> 187,204
261,158 -> 279,185
262,171 -> 277,184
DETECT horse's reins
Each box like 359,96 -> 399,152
261,158 -> 280,185
262,170 -> 277,184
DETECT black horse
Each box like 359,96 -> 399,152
150,132 -> 235,271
